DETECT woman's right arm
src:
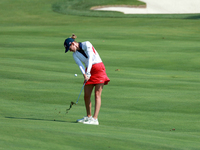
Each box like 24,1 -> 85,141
73,53 -> 85,75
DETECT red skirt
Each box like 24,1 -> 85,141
85,62 -> 110,85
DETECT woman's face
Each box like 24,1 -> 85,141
69,42 -> 77,52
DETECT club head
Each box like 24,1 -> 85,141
71,101 -> 77,105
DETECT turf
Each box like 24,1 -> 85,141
0,0 -> 200,150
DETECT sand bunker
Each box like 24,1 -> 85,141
92,0 -> 200,14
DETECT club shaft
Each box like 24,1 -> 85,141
76,82 -> 86,104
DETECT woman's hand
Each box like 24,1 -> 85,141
84,73 -> 91,81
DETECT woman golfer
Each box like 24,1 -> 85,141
64,34 -> 110,125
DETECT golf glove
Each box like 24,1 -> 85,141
86,72 -> 91,80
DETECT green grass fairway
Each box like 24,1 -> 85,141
0,0 -> 200,149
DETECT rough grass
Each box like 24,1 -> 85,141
52,0 -> 200,19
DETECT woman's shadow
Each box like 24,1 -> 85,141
5,116 -> 77,123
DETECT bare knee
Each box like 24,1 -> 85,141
95,92 -> 101,101
95,84 -> 104,101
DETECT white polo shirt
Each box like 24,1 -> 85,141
73,41 -> 102,75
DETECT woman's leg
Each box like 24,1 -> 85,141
84,84 -> 94,117
93,83 -> 104,120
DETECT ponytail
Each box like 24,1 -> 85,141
71,34 -> 77,40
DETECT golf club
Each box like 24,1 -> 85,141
66,81 -> 86,113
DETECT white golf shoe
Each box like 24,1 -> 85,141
83,118 -> 99,125
77,116 -> 92,123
